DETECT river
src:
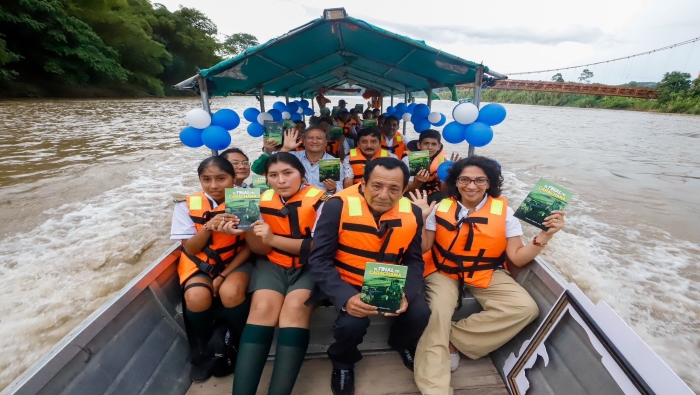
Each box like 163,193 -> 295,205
0,97 -> 698,392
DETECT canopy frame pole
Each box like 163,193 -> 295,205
198,76 -> 217,156
258,86 -> 266,112
391,89 -> 394,107
312,94 -> 315,113
469,66 -> 485,157
427,86 -> 433,109
285,91 -> 289,105
403,87 -> 408,137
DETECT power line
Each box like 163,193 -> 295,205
506,36 -> 700,76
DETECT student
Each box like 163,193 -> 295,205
342,127 -> 395,188
220,148 -> 251,187
278,128 -> 344,193
318,116 -> 346,160
377,114 -> 386,129
170,156 -> 252,382
410,156 -> 565,395
224,153 -> 328,395
362,109 -> 373,120
372,108 -> 381,119
308,158 -> 430,395
401,130 -> 459,203
381,115 -> 406,159
336,110 -> 357,150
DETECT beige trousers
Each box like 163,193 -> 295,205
414,270 -> 539,395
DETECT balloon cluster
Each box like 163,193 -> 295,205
384,102 -> 446,133
243,100 -> 313,137
180,108 -> 241,150
442,103 -> 506,147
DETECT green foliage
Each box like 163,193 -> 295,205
578,69 -> 594,83
551,73 -> 564,83
220,33 -> 259,58
656,71 -> 692,103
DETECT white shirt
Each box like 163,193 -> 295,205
425,195 -> 523,238
342,151 -> 398,180
401,156 -> 415,182
277,150 -> 344,192
170,192 -> 220,241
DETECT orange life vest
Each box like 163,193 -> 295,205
259,184 -> 326,268
424,196 -> 508,288
333,184 -> 418,286
404,149 -> 446,195
347,148 -> 389,184
381,132 -> 406,159
177,192 -> 246,285
326,140 -> 340,157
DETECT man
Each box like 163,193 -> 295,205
318,116 -> 346,159
309,158 -> 430,395
402,129 -> 459,203
337,109 -> 358,149
332,99 -> 348,118
372,108 -> 381,119
342,127 -> 396,188
278,127 -> 344,193
381,115 -> 406,159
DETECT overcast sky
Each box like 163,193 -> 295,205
156,0 -> 700,84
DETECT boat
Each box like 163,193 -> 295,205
2,8 -> 693,395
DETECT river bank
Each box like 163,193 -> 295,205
0,80 -> 193,99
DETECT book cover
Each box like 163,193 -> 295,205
252,176 -> 269,192
363,119 -> 377,128
329,126 -> 344,141
263,121 -> 283,145
283,120 -> 296,131
319,158 -> 341,181
407,150 -> 430,176
360,263 -> 407,313
514,179 -> 572,231
332,106 -> 340,118
355,104 -> 364,112
224,188 -> 261,230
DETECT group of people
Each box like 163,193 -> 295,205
170,105 -> 567,395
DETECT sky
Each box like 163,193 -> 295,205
155,0 -> 700,84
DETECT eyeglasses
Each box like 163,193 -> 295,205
456,177 -> 489,186
230,161 -> 250,167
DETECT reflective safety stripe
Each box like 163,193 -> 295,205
398,197 -> 411,213
379,150 -> 388,157
490,199 -> 503,216
189,196 -> 202,210
350,148 -> 358,156
437,199 -> 453,213
261,189 -> 275,201
347,196 -> 362,216
396,135 -> 402,142
306,188 -> 322,198
438,155 -> 445,164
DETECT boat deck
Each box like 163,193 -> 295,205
187,352 -> 507,395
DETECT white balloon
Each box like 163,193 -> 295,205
428,112 -> 441,124
257,112 -> 273,124
186,108 -> 211,129
402,113 -> 412,122
297,107 -> 304,114
452,103 -> 479,125
282,111 -> 291,120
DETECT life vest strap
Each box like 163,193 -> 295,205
189,209 -> 226,225
333,259 -> 365,276
183,247 -> 232,277
259,207 -> 287,218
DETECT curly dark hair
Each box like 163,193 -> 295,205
446,156 -> 503,199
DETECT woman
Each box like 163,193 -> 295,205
220,148 -> 250,187
170,156 -> 252,381
223,153 -> 326,395
410,156 -> 565,395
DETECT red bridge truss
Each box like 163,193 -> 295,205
462,79 -> 658,99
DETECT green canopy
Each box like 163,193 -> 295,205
175,8 -> 505,97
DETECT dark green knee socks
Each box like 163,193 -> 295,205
232,324 -> 275,395
219,298 -> 251,339
268,327 -> 310,395
184,308 -> 214,348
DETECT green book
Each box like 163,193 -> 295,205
283,120 -> 296,131
251,175 -> 269,192
331,106 -> 340,118
263,121 -> 283,145
514,179 -> 572,231
363,119 -> 377,128
360,263 -> 408,313
355,103 -> 364,112
329,126 -> 344,141
319,158 -> 341,182
407,150 -> 430,176
224,188 -> 261,230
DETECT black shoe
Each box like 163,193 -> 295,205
396,349 -> 415,371
331,368 -> 355,395
190,362 -> 212,382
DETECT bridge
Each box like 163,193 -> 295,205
482,79 -> 658,99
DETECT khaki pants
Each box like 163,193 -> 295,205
414,270 -> 539,395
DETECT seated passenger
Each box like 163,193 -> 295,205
362,109 -> 373,120
342,127 -> 396,188
278,127 -> 344,194
337,109 -> 357,149
372,108 -> 381,119
220,148 -> 251,187
318,116 -> 345,160
225,153 -> 327,395
401,130 -> 460,203
308,115 -> 320,127
170,156 -> 252,382
381,115 -> 406,159
377,114 -> 386,129
308,157 -> 430,395
410,156 -> 565,395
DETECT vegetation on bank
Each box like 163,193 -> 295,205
0,0 -> 258,98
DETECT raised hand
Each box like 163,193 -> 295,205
449,152 -> 461,162
408,189 -> 436,220
281,129 -> 301,152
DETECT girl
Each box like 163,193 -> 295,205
220,148 -> 251,187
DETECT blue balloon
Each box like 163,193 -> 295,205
273,101 -> 287,112
290,113 -> 302,121
413,118 -> 432,133
267,109 -> 282,122
395,102 -> 407,113
303,107 -> 313,116
476,103 -> 507,126
413,103 -> 430,119
442,121 -> 467,144
247,122 -> 264,137
287,102 -> 299,114
211,109 -> 240,130
386,106 -> 395,115
437,161 -> 454,182
243,107 -> 260,123
464,122 -> 494,147
201,125 -> 231,150
407,103 -> 417,114
299,99 -> 310,109
179,126 -> 203,148
434,113 -> 447,127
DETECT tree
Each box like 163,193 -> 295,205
551,73 -> 564,83
656,71 -> 692,103
578,69 -> 593,83
220,33 -> 259,58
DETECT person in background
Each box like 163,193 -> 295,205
381,115 -> 406,159
170,156 -> 252,382
308,115 -> 320,128
342,127 -> 395,188
308,157 -> 431,395
337,109 -> 358,150
362,109 -> 373,120
372,108 -> 381,119
401,130 -> 459,203
377,114 -> 386,129
278,127 -> 344,194
411,156 -> 565,395
318,116 -> 346,160
220,148 -> 251,188
225,153 -> 328,395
